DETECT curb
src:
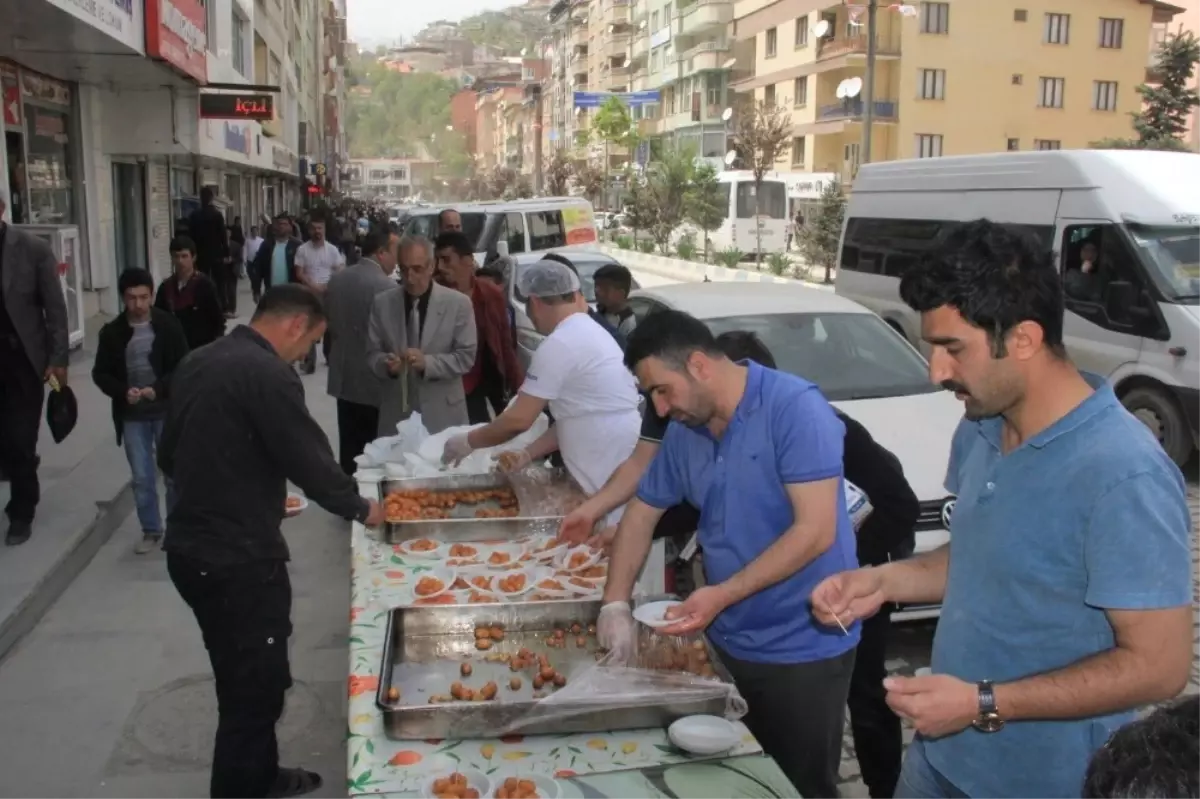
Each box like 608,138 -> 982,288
600,243 -> 835,290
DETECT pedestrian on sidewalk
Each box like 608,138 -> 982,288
187,187 -> 229,284
294,212 -> 344,374
91,268 -> 189,554
251,214 -> 301,294
160,285 -> 385,799
811,220 -> 1194,799
244,225 -> 265,304
225,216 -> 246,316
0,193 -> 69,547
324,228 -> 400,474
155,236 -> 225,351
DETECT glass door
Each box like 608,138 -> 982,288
112,162 -> 147,279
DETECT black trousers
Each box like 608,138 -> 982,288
466,378 -> 507,424
848,604 -> 902,799
336,398 -> 380,475
302,333 -> 332,373
249,262 -> 264,303
0,340 -> 44,524
213,262 -> 237,315
716,644 -> 856,799
168,553 -> 293,799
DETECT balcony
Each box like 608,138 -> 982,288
571,26 -> 588,47
816,99 -> 898,123
606,2 -> 630,23
605,32 -> 632,57
816,31 -> 901,61
678,0 -> 733,36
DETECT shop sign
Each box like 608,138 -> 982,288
199,93 -> 274,121
21,72 -> 71,106
224,122 -> 252,156
1,64 -> 19,129
45,0 -> 141,53
272,145 -> 296,172
145,0 -> 208,84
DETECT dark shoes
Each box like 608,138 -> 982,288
5,520 -> 32,546
267,768 -> 323,798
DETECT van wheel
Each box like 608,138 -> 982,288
1121,386 -> 1193,467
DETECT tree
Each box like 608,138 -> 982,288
622,167 -> 657,247
572,160 -> 606,208
798,179 -> 846,284
685,162 -> 726,263
1091,30 -> 1199,151
485,165 -> 519,200
545,149 -> 572,196
644,146 -> 695,254
590,96 -> 636,210
734,100 -> 792,263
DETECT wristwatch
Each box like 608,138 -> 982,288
972,680 -> 1005,733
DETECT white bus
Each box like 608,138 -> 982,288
701,170 -> 789,257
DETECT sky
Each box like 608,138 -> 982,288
347,0 -> 521,47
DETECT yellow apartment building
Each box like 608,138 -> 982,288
730,0 -> 1185,183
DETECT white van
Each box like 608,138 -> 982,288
397,197 -> 600,265
835,150 -> 1200,466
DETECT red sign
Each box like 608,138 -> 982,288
2,85 -> 18,128
199,93 -> 275,121
145,0 -> 207,84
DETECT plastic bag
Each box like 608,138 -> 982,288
356,413 -> 430,468
396,414 -> 552,478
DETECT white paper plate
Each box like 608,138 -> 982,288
397,537 -> 446,559
422,768 -> 492,799
409,565 -> 457,602
522,534 -> 570,563
491,566 -> 552,599
552,545 -> 602,573
668,715 -> 740,756
633,600 -> 683,629
483,542 -> 527,570
284,493 -> 308,518
491,773 -> 562,799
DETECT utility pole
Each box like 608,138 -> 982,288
861,0 -> 878,165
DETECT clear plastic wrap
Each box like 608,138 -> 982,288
505,466 -> 589,518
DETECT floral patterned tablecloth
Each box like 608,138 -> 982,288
346,480 -> 770,797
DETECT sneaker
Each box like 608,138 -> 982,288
134,534 -> 162,555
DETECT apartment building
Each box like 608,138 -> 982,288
731,0 -> 1184,183
345,158 -> 436,199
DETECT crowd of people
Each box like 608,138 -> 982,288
1,188 -> 1198,799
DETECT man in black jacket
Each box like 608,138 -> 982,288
187,187 -> 229,282
251,214 -> 302,292
93,269 -> 189,554
160,286 -> 385,799
155,236 -> 225,351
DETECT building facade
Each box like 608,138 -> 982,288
731,0 -> 1183,184
344,157 -> 437,200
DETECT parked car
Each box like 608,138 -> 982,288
628,282 -> 959,621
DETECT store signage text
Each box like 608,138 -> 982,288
200,93 -> 274,121
273,145 -> 297,172
47,0 -> 139,52
224,122 -> 252,156
145,0 -> 208,84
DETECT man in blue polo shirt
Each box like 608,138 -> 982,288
812,220 -> 1193,798
600,310 -> 859,798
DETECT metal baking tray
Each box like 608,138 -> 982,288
381,473 -> 563,543
374,597 -> 734,740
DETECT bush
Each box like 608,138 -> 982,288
615,234 -> 633,250
638,239 -> 656,254
675,233 -> 697,261
766,252 -> 790,276
714,247 -> 744,267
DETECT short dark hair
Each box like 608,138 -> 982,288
540,251 -> 579,275
476,265 -> 504,283
714,330 -> 777,369
169,235 -> 196,255
434,231 -> 475,258
361,227 -> 393,257
252,284 -> 327,329
118,268 -> 155,296
308,209 -> 328,226
593,263 -> 633,295
624,309 -> 721,372
899,219 -> 1066,358
438,208 -> 460,224
1082,697 -> 1199,798
200,186 -> 215,205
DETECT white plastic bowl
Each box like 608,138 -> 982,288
484,542 -> 527,570
284,492 -> 308,518
668,715 -> 741,756
633,600 -> 684,629
522,534 -> 570,563
492,566 -> 551,599
422,768 -> 492,799
397,537 -> 446,560
553,545 -> 601,573
491,773 -> 562,799
409,565 -> 457,602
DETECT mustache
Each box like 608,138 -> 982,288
941,380 -> 971,396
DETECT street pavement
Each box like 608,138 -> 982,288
0,278 -> 1195,797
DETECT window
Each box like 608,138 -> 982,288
792,136 -> 806,167
920,2 -> 949,34
1014,9 -> 1027,21
1038,77 -> 1065,108
735,181 -> 787,219
498,212 -> 527,254
528,211 -> 566,250
368,169 -> 389,182
1007,138 -> 1020,150
1093,81 -> 1118,111
764,84 -> 776,107
1099,18 -> 1124,49
391,167 -> 407,181
231,8 -> 247,75
204,0 -> 218,54
1033,139 -> 1061,150
765,27 -> 778,57
795,15 -> 808,47
918,69 -> 946,100
794,76 -> 808,107
1012,73 -> 1023,85
1060,223 -> 1168,338
1044,13 -> 1070,45
915,134 -> 943,158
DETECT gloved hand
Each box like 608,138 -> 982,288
442,433 -> 474,466
492,449 -> 532,474
596,601 -> 636,665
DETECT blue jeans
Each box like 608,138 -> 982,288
123,418 -> 176,536
895,738 -> 970,799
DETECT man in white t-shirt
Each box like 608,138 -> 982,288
442,260 -> 641,527
295,214 -> 345,373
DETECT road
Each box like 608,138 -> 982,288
0,276 -> 1194,797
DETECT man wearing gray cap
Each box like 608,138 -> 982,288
442,259 -> 641,525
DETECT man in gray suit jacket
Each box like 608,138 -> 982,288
0,194 -> 70,545
367,236 -> 476,436
325,228 -> 401,474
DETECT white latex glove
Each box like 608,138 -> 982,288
597,601 -> 636,665
442,433 -> 474,466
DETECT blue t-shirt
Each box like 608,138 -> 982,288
925,376 -> 1193,798
637,361 -> 861,663
271,242 -> 289,286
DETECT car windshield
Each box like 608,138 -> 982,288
513,257 -> 638,304
1126,223 -> 1200,302
706,312 -> 939,401
402,211 -> 488,250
